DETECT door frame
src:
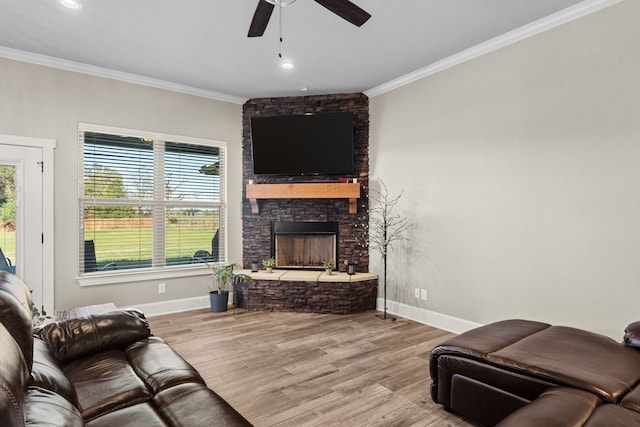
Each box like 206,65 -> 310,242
0,134 -> 55,314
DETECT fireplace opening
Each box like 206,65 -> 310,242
272,222 -> 338,270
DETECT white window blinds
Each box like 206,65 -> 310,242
79,126 -> 226,276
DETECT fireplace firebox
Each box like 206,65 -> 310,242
272,221 -> 338,270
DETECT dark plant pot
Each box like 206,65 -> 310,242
209,290 -> 229,313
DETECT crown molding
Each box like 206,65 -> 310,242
0,0 -> 623,103
0,46 -> 247,105
365,0 -> 625,98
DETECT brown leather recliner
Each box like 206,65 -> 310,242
0,271 -> 252,427
430,319 -> 640,426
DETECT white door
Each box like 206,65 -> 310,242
0,139 -> 53,317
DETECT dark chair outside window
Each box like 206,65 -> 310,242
84,240 -> 117,273
211,229 -> 219,262
0,247 -> 15,274
192,229 -> 220,264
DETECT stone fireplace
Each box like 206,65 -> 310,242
272,221 -> 338,269
239,93 -> 376,314
242,93 -> 370,273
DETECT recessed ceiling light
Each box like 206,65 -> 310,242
59,0 -> 83,9
298,87 -> 308,92
280,61 -> 294,70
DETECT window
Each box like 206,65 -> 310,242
78,125 -> 226,279
0,164 -> 16,274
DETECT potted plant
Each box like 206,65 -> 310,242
323,260 -> 335,275
208,263 -> 253,313
262,257 -> 275,273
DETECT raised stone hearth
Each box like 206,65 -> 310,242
233,270 -> 377,315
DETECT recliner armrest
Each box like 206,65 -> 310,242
35,309 -> 151,363
496,387 -> 600,427
624,321 -> 640,349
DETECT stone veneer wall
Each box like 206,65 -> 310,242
233,279 -> 377,315
242,93 -> 369,273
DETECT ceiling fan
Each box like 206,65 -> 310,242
248,0 -> 371,38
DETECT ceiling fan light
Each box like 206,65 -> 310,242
265,0 -> 296,6
59,0 -> 83,9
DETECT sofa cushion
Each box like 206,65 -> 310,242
154,383 -> 252,427
430,319 -> 551,359
63,349 -> 152,421
496,387 -> 601,427
37,309 -> 151,363
429,319 -> 550,380
85,403 -> 168,427
621,383 -> 640,412
125,336 -> 204,393
0,271 -> 35,369
30,338 -> 78,406
0,325 -> 29,427
488,325 -> 640,403
583,403 -> 640,426
25,387 -> 84,427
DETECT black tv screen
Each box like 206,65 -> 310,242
250,112 -> 354,175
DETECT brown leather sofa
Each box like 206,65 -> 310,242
0,271 -> 252,427
430,319 -> 640,426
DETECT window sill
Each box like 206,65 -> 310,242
76,265 -> 210,287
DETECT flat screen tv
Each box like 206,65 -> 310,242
250,112 -> 354,175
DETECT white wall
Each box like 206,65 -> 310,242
0,58 -> 243,311
369,0 -> 640,339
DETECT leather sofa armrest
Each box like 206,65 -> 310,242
35,309 -> 151,364
624,321 -> 640,349
496,387 -> 600,427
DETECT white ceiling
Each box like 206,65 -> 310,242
0,0 -> 608,103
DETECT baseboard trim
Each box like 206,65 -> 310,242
133,295 -> 210,317
132,294 -> 481,334
377,298 -> 482,335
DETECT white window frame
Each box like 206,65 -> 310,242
76,123 -> 227,287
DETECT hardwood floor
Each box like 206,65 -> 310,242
148,308 -> 476,427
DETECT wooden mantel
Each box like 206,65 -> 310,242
246,182 -> 361,214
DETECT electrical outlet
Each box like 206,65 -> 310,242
420,289 -> 427,301
158,283 -> 166,294
414,288 -> 420,298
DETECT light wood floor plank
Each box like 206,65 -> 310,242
148,309 -> 476,427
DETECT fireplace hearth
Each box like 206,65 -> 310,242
272,221 -> 338,270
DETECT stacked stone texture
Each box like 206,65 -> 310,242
234,279 -> 377,315
242,93 -> 370,273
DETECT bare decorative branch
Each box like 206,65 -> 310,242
369,179 -> 413,258
369,178 -> 414,319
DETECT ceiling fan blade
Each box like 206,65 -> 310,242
314,0 -> 371,27
248,0 -> 275,37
